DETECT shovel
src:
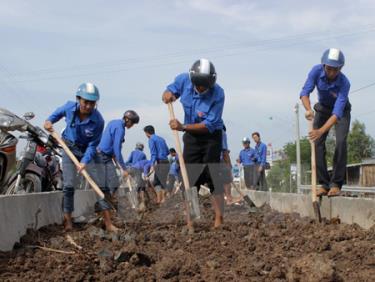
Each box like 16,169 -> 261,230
51,131 -> 105,200
126,175 -> 139,209
309,120 -> 322,222
230,182 -> 258,213
167,103 -> 200,220
112,160 -> 139,210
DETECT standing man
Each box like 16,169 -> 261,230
252,132 -> 268,191
126,142 -> 146,166
44,83 -> 104,231
143,125 -> 170,204
300,48 -> 350,197
238,137 -> 257,189
96,109 -> 140,214
125,159 -> 153,211
162,58 -> 225,229
221,125 -> 234,204
167,148 -> 180,195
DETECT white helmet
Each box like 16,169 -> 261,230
242,137 -> 250,143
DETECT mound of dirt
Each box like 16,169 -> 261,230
1,192 -> 375,281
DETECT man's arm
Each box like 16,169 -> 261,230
113,127 -> 127,170
222,150 -> 232,167
149,139 -> 157,165
300,66 -> 319,120
44,102 -> 68,132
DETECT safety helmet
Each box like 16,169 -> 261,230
123,110 -> 140,124
189,58 -> 217,88
242,137 -> 250,143
135,142 -> 144,150
76,82 -> 100,101
321,48 -> 345,68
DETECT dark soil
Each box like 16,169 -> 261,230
1,192 -> 375,281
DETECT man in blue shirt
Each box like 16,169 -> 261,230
162,58 -> 225,229
44,82 -> 105,231
125,159 -> 152,211
126,142 -> 146,166
221,125 -> 235,204
167,148 -> 180,194
97,110 -> 139,211
252,132 -> 268,191
300,48 -> 351,197
143,125 -> 170,204
238,137 -> 257,189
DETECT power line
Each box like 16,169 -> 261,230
351,82 -> 375,94
9,25 -> 375,83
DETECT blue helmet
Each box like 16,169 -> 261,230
76,82 -> 100,101
321,48 -> 345,68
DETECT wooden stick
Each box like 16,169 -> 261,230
167,103 -> 191,193
27,245 -> 75,255
50,131 -> 105,199
66,234 -> 83,250
309,120 -> 318,203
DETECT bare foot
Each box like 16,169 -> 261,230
106,223 -> 119,233
213,216 -> 223,229
63,213 -> 73,231
64,218 -> 73,232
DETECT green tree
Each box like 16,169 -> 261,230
267,119 -> 374,192
347,120 -> 375,163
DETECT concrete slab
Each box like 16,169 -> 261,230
0,190 -> 98,251
245,191 -> 375,229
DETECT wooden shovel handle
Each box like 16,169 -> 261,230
167,103 -> 191,192
309,120 -> 318,202
50,131 -> 105,199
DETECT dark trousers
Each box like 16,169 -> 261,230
153,160 -> 170,189
313,103 -> 351,189
183,130 -> 223,195
243,165 -> 256,188
255,165 -> 267,191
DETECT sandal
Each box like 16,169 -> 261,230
316,187 -> 329,197
328,187 -> 341,197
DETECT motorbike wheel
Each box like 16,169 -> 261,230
6,173 -> 42,194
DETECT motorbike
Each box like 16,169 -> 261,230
0,130 -> 18,193
0,107 -> 62,194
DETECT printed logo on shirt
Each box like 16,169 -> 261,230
85,128 -> 94,137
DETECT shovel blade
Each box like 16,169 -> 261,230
185,186 -> 201,220
313,201 -> 322,223
243,195 -> 258,213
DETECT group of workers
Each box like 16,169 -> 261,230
43,47 -> 351,232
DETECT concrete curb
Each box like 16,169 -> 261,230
0,190 -> 98,252
247,191 -> 375,229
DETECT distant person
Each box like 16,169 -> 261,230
125,159 -> 153,211
252,132 -> 268,191
221,125 -> 234,204
143,125 -> 170,204
126,142 -> 146,166
167,148 -> 180,195
238,137 -> 257,189
97,110 -> 140,193
300,48 -> 350,197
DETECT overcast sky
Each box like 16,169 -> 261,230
1,0 -> 375,160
